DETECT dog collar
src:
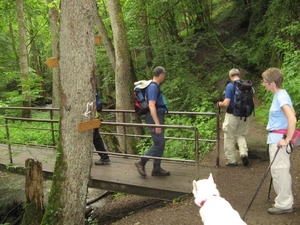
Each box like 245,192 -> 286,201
199,195 -> 217,207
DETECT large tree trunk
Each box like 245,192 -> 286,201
16,0 -> 31,117
41,0 -> 95,224
107,0 -> 134,153
46,0 -> 60,109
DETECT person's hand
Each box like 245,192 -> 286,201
155,127 -> 162,134
277,138 -> 290,148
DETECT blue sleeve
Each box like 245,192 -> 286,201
224,83 -> 235,108
146,83 -> 160,101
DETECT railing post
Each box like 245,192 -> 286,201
50,109 -> 56,146
123,111 -> 127,154
5,118 -> 13,164
194,127 -> 199,180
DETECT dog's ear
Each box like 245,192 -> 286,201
208,173 -> 214,184
192,180 -> 198,192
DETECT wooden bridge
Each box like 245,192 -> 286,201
0,107 -> 220,201
0,144 -> 220,201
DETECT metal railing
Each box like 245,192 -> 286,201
0,107 -> 60,163
100,109 -> 220,171
0,107 -> 220,177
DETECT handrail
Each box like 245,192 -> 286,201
100,121 -> 200,178
0,106 -> 59,111
0,107 -> 220,178
4,117 -> 59,123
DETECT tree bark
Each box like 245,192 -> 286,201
107,0 -> 135,153
16,0 -> 31,117
28,17 -> 46,105
139,0 -> 153,71
21,159 -> 44,225
92,0 -> 116,72
41,0 -> 95,224
46,0 -> 60,110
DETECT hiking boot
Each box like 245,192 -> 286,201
241,155 -> 249,166
268,206 -> 293,215
151,164 -> 170,176
95,158 -> 110,165
226,162 -> 238,167
135,161 -> 147,177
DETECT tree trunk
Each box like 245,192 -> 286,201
28,17 -> 46,105
46,0 -> 60,110
16,0 -> 31,117
21,159 -> 44,225
92,0 -> 116,72
107,0 -> 135,153
139,0 -> 153,71
41,0 -> 95,224
9,22 -> 19,65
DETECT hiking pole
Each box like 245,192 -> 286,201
216,103 -> 221,167
267,177 -> 273,201
242,145 -> 281,220
265,144 -> 272,202
267,139 -> 293,201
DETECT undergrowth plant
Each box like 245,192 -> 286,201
0,110 -> 59,146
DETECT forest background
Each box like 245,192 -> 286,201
1,0 -> 300,158
0,0 -> 299,224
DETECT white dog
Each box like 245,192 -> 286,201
192,173 -> 247,225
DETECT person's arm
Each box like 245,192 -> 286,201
217,83 -> 232,108
149,100 -> 161,134
278,104 -> 296,146
218,98 -> 230,108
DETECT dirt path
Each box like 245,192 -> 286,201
96,116 -> 300,225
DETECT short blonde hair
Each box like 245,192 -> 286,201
229,68 -> 240,77
262,68 -> 283,88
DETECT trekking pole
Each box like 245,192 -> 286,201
267,177 -> 273,201
265,144 -> 272,201
242,145 -> 281,220
216,104 -> 221,167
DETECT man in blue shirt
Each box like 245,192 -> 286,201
135,66 -> 169,177
217,68 -> 250,167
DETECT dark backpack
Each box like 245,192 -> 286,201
233,79 -> 254,121
95,93 -> 103,112
133,80 -> 159,115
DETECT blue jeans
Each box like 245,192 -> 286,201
142,112 -> 165,165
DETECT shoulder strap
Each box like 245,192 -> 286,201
149,81 -> 161,98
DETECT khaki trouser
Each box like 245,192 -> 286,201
269,144 -> 294,209
222,113 -> 249,163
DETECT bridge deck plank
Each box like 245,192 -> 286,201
0,144 -> 218,200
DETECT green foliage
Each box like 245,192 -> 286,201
0,0 -> 299,162
21,202 -> 44,225
112,192 -> 126,199
0,110 -> 59,146
253,18 -> 300,126
87,217 -> 99,225
136,112 -> 217,161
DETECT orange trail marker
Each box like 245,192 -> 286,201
94,35 -> 101,46
77,119 -> 101,132
45,57 -> 58,68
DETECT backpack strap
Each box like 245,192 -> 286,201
147,82 -> 168,112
